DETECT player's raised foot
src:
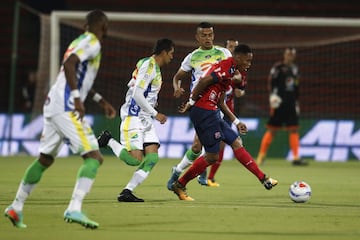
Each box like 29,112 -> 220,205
167,166 -> 181,190
207,179 -> 220,187
63,210 -> 99,229
262,176 -> 278,190
97,130 -> 112,148
197,170 -> 208,186
4,206 -> 27,228
171,181 -> 194,201
117,189 -> 144,202
292,158 -> 309,166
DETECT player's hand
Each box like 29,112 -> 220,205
178,102 -> 192,113
173,87 -> 185,98
74,98 -> 85,121
236,122 -> 248,135
102,102 -> 116,119
269,93 -> 282,109
234,88 -> 245,97
232,70 -> 242,84
155,112 -> 167,124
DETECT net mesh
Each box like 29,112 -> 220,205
41,16 -> 360,119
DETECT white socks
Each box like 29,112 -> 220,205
12,182 -> 36,212
125,170 -> 149,191
66,177 -> 94,212
108,138 -> 125,157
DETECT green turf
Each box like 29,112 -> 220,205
0,156 -> 359,240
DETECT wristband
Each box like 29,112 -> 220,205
92,93 -> 103,103
233,118 -> 240,125
70,89 -> 80,98
189,98 -> 195,106
151,109 -> 158,118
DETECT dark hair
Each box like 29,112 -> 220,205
197,22 -> 213,29
197,22 -> 213,32
153,38 -> 175,55
86,9 -> 107,27
233,44 -> 252,55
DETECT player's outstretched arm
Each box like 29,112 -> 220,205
172,69 -> 187,98
89,89 -> 116,119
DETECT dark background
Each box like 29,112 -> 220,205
1,0 -> 360,118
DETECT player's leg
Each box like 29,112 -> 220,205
206,141 -> 225,187
97,116 -> 142,166
257,108 -> 284,165
222,120 -> 278,190
256,129 -> 274,165
118,122 -> 160,202
172,108 -> 220,200
64,150 -> 102,229
285,108 -> 308,166
167,134 -> 202,190
4,117 -> 60,228
233,140 -> 278,190
56,112 -> 101,228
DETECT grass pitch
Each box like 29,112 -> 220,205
0,156 -> 359,240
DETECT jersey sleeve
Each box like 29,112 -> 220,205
222,47 -> 233,58
134,59 -> 155,90
72,35 -> 101,63
210,59 -> 234,83
180,52 -> 193,72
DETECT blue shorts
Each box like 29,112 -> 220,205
189,106 -> 238,153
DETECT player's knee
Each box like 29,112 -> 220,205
191,143 -> 202,153
84,151 -> 104,164
39,153 -> 55,167
205,154 -> 218,165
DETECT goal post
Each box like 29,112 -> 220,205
50,11 -> 360,82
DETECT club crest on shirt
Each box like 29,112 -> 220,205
214,131 -> 221,139
209,90 -> 217,101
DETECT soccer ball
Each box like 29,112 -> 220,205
289,181 -> 312,203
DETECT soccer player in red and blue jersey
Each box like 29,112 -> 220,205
171,44 -> 278,201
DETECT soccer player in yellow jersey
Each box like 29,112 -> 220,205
98,39 -> 175,202
4,10 -> 116,229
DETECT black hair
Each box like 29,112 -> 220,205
233,44 -> 252,55
153,38 -> 175,55
86,9 -> 107,27
197,22 -> 213,29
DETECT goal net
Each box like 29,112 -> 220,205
40,12 -> 360,119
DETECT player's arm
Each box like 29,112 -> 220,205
89,89 -> 116,119
234,88 -> 245,97
133,61 -> 166,123
219,92 -> 236,122
219,92 -> 247,135
133,87 -> 166,124
173,69 -> 188,98
178,74 -> 213,113
268,66 -> 282,109
63,53 -> 85,119
190,74 -> 213,101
